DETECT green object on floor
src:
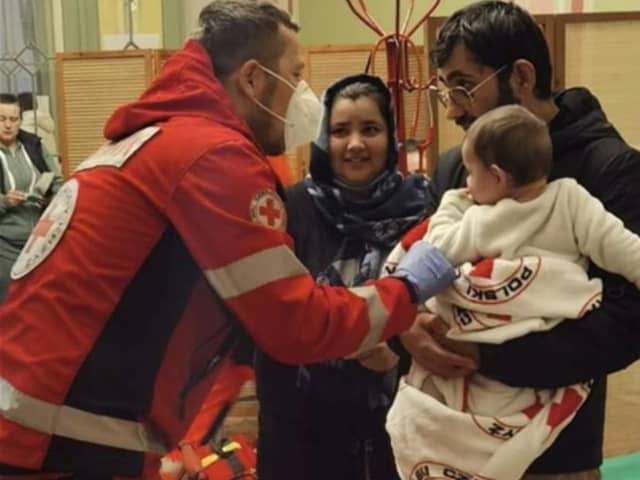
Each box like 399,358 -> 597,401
602,453 -> 640,480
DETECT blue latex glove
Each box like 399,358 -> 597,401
392,241 -> 456,303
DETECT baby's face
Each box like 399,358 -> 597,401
461,140 -> 510,205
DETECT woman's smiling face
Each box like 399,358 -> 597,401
328,96 -> 389,187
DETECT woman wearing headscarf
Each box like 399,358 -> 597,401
255,74 -> 429,480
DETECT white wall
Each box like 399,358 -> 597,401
52,0 -> 65,52
183,0 -> 212,37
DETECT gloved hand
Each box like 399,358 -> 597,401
391,240 -> 456,304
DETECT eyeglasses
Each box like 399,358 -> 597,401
429,65 -> 509,109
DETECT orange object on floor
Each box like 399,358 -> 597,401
160,434 -> 256,480
160,363 -> 255,480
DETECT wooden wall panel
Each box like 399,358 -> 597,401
604,362 -> 640,457
153,49 -> 177,75
557,14 -> 640,149
56,50 -> 154,176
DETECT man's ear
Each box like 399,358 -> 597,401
237,59 -> 263,98
489,163 -> 510,186
510,59 -> 536,98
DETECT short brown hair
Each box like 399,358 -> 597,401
466,104 -> 552,186
197,0 -> 299,80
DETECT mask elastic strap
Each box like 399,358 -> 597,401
257,64 -> 296,91
252,97 -> 292,126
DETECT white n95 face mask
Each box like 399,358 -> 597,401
254,64 -> 323,151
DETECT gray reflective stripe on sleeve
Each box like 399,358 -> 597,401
349,285 -> 390,354
205,245 -> 308,299
0,377 -> 166,454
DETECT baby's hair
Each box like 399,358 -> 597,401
466,104 -> 552,186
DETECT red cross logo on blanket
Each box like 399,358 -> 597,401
546,387 -> 585,429
470,258 -> 494,278
250,189 -> 287,231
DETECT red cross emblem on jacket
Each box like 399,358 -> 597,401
249,189 -> 287,231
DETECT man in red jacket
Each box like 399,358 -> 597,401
0,1 -> 454,478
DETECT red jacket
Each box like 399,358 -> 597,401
0,40 -> 416,477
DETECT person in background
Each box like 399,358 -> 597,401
0,2 -> 454,478
0,93 -> 62,303
399,2 -> 640,479
17,92 -> 59,157
255,74 -> 437,480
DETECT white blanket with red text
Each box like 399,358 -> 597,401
384,249 -> 599,480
